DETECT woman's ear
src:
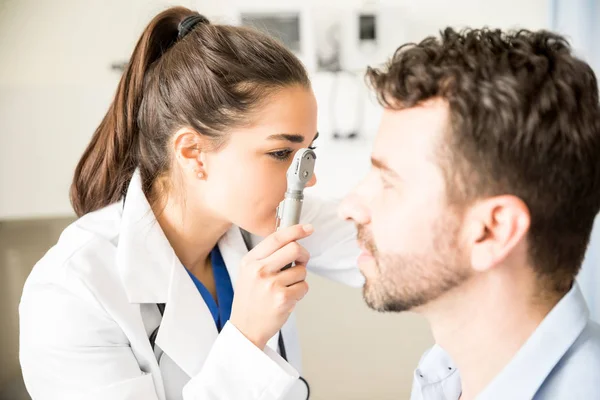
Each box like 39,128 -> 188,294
172,128 -> 208,179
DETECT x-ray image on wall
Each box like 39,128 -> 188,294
240,12 -> 301,53
314,12 -> 343,72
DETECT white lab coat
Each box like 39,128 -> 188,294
19,171 -> 363,400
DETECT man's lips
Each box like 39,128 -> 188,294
357,242 -> 375,263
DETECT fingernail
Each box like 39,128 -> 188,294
303,224 -> 314,233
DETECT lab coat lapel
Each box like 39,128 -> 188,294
116,170 -> 219,378
155,255 -> 218,378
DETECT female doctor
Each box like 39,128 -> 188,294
18,6 -> 362,400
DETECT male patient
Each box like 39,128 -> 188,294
339,28 -> 600,399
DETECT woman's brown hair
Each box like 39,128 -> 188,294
70,6 -> 309,217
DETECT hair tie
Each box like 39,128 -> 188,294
178,14 -> 209,40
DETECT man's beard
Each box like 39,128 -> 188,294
357,215 -> 470,312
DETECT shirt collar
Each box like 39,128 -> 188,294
414,283 -> 589,400
478,282 -> 589,399
413,345 -> 461,399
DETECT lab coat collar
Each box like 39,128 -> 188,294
116,170 -> 249,377
116,169 -> 172,304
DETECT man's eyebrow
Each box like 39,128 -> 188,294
371,157 -> 400,179
266,132 -> 319,144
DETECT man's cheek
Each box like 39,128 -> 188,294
371,213 -> 396,250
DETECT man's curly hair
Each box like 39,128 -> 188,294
367,28 -> 600,293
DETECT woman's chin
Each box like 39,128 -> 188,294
239,216 -> 277,238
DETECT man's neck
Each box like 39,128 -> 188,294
422,271 -> 561,400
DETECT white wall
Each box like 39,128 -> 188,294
0,0 -> 549,219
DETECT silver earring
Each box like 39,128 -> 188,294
197,171 -> 204,179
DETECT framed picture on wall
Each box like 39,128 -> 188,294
313,9 -> 343,72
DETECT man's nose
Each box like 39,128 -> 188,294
338,192 -> 371,225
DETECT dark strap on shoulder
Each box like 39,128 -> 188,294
278,332 -> 288,361
149,303 -> 165,351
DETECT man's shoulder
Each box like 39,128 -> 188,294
563,318 -> 600,369
536,319 -> 600,399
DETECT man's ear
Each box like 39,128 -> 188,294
465,195 -> 530,272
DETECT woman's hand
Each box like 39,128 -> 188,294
230,224 -> 313,350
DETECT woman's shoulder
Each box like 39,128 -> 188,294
19,203 -> 139,362
23,202 -> 124,297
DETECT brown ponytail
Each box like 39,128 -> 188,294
70,7 -> 191,216
71,6 -> 309,217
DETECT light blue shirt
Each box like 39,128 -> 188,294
410,283 -> 600,399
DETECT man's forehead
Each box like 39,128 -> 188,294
373,99 -> 449,170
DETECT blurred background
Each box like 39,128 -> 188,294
1,0 -> 598,399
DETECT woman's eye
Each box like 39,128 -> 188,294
269,149 -> 293,161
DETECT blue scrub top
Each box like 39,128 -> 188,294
185,246 -> 234,332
